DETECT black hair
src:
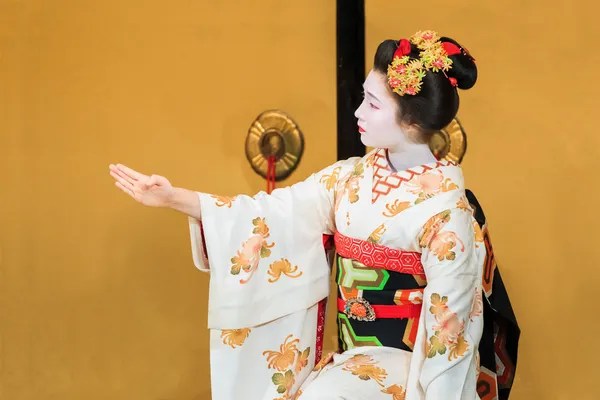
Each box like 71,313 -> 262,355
373,36 -> 477,140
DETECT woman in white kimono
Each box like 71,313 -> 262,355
109,31 -> 519,400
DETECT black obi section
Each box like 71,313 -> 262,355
335,255 -> 425,352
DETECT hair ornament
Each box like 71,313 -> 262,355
387,30 -> 460,96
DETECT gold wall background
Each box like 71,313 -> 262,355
2,0 -> 598,399
0,1 -> 336,399
366,0 -> 600,399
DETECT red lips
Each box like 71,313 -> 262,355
358,126 -> 366,133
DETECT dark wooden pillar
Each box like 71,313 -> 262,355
336,0 -> 366,160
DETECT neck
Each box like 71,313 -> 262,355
385,143 -> 437,172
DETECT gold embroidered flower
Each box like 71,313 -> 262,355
230,218 -> 276,284
367,224 -> 386,243
429,293 -> 448,315
263,334 -> 300,372
365,152 -> 377,168
334,164 -> 365,211
381,384 -> 406,400
271,369 -> 295,396
419,211 -> 464,261
430,234 -> 461,261
342,354 -> 388,385
220,328 -> 251,349
294,347 -> 311,374
473,221 -> 484,245
383,200 -> 412,217
230,252 -> 248,276
230,234 -> 262,278
426,335 -> 447,358
319,166 -> 341,191
347,163 -> 365,204
353,162 -> 365,176
267,258 -> 303,283
419,210 -> 451,248
264,336 -> 310,400
344,363 -> 388,385
448,334 -> 470,360
427,293 -> 470,360
252,217 -> 271,238
344,354 -> 376,367
456,195 -> 470,211
441,178 -> 459,192
211,194 -> 237,208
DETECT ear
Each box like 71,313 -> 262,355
399,120 -> 418,134
403,122 -> 428,144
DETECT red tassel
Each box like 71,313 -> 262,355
267,156 -> 276,194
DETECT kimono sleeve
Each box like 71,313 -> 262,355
416,208 -> 484,399
187,157 -> 359,329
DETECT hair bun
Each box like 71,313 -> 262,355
441,37 -> 477,90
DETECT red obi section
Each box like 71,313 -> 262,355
332,231 -> 425,278
337,298 -> 421,321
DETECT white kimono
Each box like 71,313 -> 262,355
188,148 -> 487,400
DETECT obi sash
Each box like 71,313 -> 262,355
332,231 -> 426,352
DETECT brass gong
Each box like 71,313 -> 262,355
429,118 -> 467,163
245,110 -> 304,181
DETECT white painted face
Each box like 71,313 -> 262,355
354,69 -> 414,151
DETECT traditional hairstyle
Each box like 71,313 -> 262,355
373,30 -> 477,139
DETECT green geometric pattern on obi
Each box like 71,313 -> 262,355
337,313 -> 382,350
336,256 -> 389,290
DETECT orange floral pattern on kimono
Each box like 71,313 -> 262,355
211,195 -> 237,208
381,172 -> 458,219
426,293 -> 470,361
268,258 -> 303,283
263,334 -> 310,400
456,195 -> 471,211
334,163 -> 365,212
365,152 -> 377,168
473,221 -> 484,248
367,224 -> 387,244
381,384 -> 406,400
405,171 -> 458,205
419,210 -> 465,261
342,354 -> 388,386
383,199 -> 412,217
230,217 -> 275,284
319,166 -> 342,192
340,355 -> 407,399
220,328 -> 251,349
470,288 -> 483,322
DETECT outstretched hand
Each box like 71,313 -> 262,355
109,164 -> 174,207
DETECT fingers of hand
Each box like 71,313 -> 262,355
110,171 -> 134,192
146,174 -> 158,188
116,164 -> 144,181
115,181 -> 134,197
114,168 -> 137,186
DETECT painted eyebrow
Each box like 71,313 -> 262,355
363,86 -> 381,102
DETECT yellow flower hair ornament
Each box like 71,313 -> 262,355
387,30 -> 463,96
